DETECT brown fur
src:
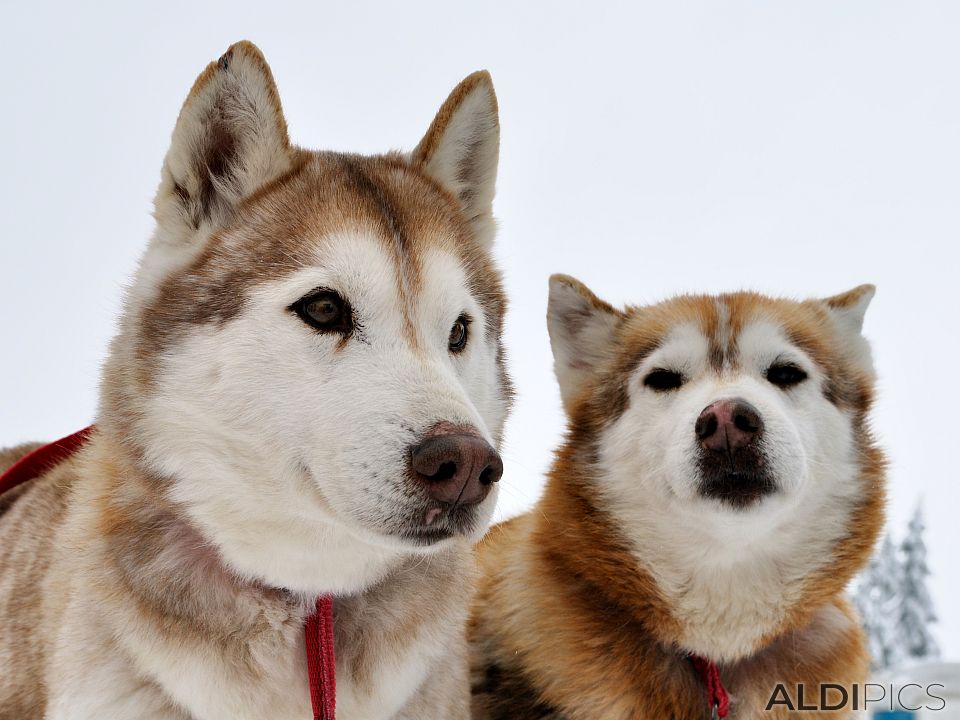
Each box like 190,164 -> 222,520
0,452 -> 80,717
471,290 -> 884,719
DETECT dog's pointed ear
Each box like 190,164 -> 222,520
822,284 -> 876,335
820,284 -> 876,372
547,274 -> 624,414
411,71 -> 500,246
156,41 -> 292,238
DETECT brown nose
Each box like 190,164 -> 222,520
695,399 -> 763,453
410,434 -> 502,506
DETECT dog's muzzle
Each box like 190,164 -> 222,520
400,423 -> 502,543
695,398 -> 776,508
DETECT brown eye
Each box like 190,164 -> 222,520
766,364 -> 807,388
292,290 -> 352,334
644,369 -> 684,392
448,315 -> 470,353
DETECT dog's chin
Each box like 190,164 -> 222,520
697,470 -> 779,511
394,502 -> 488,548
398,526 -> 459,548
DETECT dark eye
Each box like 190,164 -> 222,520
291,290 -> 352,334
766,364 -> 808,388
448,314 -> 470,353
643,369 -> 684,392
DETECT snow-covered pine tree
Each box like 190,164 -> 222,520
854,534 -> 905,671
898,504 -> 940,662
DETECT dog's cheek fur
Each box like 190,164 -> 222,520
416,247 -> 512,448
598,322 -> 713,504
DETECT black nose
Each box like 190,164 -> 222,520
410,433 -> 502,506
695,398 -> 764,453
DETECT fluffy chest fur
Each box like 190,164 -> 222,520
470,512 -> 870,720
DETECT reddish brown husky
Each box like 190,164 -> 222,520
471,275 -> 885,719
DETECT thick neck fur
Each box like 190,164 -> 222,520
532,434 -> 885,666
85,434 -> 313,632
75,432 -> 474,719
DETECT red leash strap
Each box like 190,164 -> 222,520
0,426 -> 94,495
690,655 -> 730,718
305,595 -> 337,720
1,427 -> 337,719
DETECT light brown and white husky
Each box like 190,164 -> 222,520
0,41 -> 512,719
470,275 -> 885,719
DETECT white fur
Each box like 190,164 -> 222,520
134,233 -> 503,718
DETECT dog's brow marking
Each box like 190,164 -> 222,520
722,294 -> 757,370
338,157 -> 421,350
703,298 -> 726,371
715,298 -> 739,370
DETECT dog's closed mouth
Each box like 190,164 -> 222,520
405,526 -> 456,545
399,502 -> 481,545
696,430 -> 776,509
698,469 -> 778,509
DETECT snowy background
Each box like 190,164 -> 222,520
1,2 -> 957,658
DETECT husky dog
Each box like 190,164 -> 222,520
471,275 -> 885,719
0,41 -> 512,719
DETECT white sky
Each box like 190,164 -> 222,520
2,1 -> 958,658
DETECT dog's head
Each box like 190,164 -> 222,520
101,42 -> 511,592
547,274 -> 879,545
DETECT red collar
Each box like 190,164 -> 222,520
0,427 -> 337,720
690,654 -> 730,718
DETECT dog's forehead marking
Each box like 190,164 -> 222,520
335,156 -> 424,349
624,294 -> 823,375
712,299 -> 732,370
704,296 -> 768,371
290,234 -> 473,355
687,296 -> 799,372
